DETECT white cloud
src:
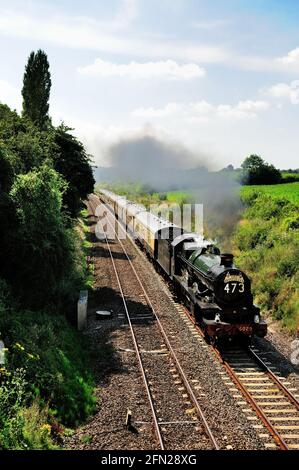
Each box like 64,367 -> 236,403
268,80 -> 299,104
0,80 -> 21,111
78,58 -> 206,80
233,47 -> 299,73
132,99 -> 270,121
0,9 -> 229,63
277,47 -> 299,65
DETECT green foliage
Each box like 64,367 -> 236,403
8,166 -> 78,308
0,370 -> 56,449
53,125 -> 95,217
241,182 -> 299,205
0,146 -> 15,192
282,172 -> 299,183
22,50 -> 51,129
234,193 -> 299,331
0,308 -> 96,427
0,55 -> 96,449
241,154 -> 282,185
0,103 -> 57,174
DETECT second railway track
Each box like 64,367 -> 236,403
88,195 -> 219,450
220,346 -> 299,450
181,307 -> 299,450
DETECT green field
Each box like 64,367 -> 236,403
164,182 -> 299,206
241,182 -> 299,204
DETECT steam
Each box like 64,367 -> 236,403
95,131 -> 241,250
102,131 -> 212,189
189,178 -> 242,251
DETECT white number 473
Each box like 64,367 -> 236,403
224,283 -> 244,293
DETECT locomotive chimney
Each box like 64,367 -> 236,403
220,253 -> 234,267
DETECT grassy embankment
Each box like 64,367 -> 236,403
0,96 -> 96,448
235,183 -> 299,331
97,182 -> 299,332
0,211 -> 96,449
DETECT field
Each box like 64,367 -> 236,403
149,183 -> 299,206
166,183 -> 299,206
241,182 -> 299,204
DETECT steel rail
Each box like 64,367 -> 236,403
248,347 -> 299,412
215,349 -> 289,450
180,306 -> 290,450
87,198 -> 165,450
93,194 -> 219,450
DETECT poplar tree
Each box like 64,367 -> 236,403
22,50 -> 51,129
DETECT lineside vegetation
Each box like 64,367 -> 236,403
0,50 -> 96,449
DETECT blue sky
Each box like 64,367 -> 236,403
0,0 -> 299,169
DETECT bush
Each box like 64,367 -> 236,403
0,370 -> 56,450
241,154 -> 281,185
0,309 -> 96,427
234,193 -> 299,331
8,165 -> 79,308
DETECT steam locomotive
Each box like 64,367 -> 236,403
98,190 -> 267,343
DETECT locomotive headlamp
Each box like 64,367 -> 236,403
215,313 -> 221,323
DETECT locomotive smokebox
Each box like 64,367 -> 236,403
220,253 -> 234,267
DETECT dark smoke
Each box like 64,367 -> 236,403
95,133 -> 242,250
96,133 -> 212,190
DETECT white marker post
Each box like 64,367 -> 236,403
77,290 -> 88,331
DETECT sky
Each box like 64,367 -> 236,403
0,0 -> 299,169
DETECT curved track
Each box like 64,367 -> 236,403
88,195 -> 219,450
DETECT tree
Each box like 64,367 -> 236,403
22,50 -> 51,129
8,165 -> 76,307
0,103 -> 57,173
241,154 -> 281,185
0,147 -> 15,192
53,125 -> 95,217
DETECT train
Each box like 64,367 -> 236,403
98,189 -> 267,344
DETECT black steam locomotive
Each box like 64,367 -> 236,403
99,190 -> 267,343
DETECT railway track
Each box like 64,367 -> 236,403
88,195 -> 219,450
90,193 -> 299,450
220,346 -> 299,450
180,307 -> 299,450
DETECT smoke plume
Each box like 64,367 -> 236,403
95,131 -> 241,250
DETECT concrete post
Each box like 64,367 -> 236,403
77,290 -> 88,331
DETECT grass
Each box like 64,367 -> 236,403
241,182 -> 299,205
235,191 -> 299,331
